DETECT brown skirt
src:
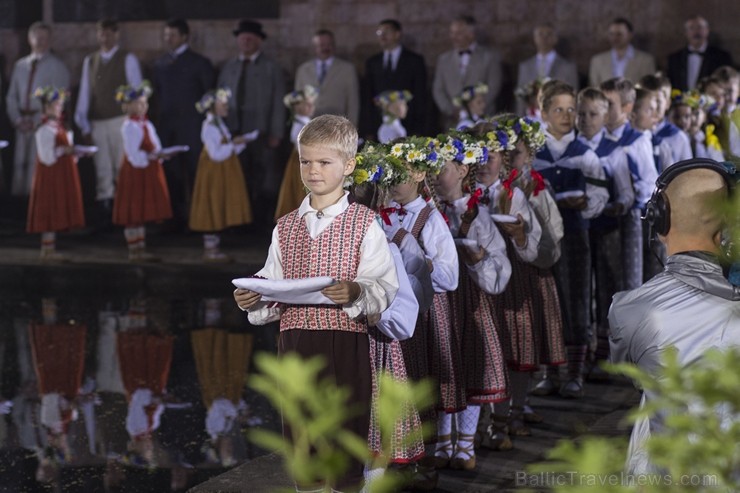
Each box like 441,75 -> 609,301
29,323 -> 86,399
274,147 -> 307,221
191,328 -> 254,408
26,156 -> 85,233
112,159 -> 172,226
117,331 -> 174,400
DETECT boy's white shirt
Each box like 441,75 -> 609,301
202,113 -> 245,161
385,195 -> 459,292
121,118 -> 162,168
610,123 -> 657,207
476,180 -> 542,263
654,119 -> 693,165
248,192 -> 399,324
577,130 -> 635,213
35,120 -> 73,165
442,195 -> 511,295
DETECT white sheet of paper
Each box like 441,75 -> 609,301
232,276 -> 336,304
555,190 -> 585,200
0,141 -> 8,149
491,214 -> 519,224
161,145 -> 190,155
74,145 -> 98,155
241,130 -> 260,142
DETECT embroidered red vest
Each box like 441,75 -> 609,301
277,202 -> 376,333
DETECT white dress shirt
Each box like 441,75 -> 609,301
201,113 -> 246,161
607,122 -> 657,207
35,120 -> 73,165
121,118 -> 162,168
248,192 -> 399,324
536,50 -> 556,78
611,45 -> 635,78
687,42 -> 707,90
74,46 -> 143,134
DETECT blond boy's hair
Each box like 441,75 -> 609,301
297,114 -> 358,162
577,87 -> 610,113
538,80 -> 575,112
600,77 -> 636,105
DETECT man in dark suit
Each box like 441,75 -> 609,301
361,19 -> 428,139
152,18 -> 215,230
667,16 -> 733,92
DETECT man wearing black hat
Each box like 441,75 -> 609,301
218,19 -> 286,227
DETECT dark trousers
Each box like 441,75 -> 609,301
240,136 -> 282,227
159,118 -> 202,226
553,229 -> 591,347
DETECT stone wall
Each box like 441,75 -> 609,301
0,0 -> 738,106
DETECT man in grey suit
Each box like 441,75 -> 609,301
588,18 -> 656,87
218,19 -> 286,226
5,22 -> 70,197
516,23 -> 579,116
294,29 -> 360,127
432,15 -> 502,130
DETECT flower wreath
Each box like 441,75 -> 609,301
388,136 -> 443,175
33,86 -> 68,104
452,82 -> 488,108
283,85 -> 319,109
514,76 -> 551,102
351,142 -> 409,188
434,129 -> 488,167
195,87 -> 232,114
374,90 -> 413,108
115,80 -> 153,103
500,116 -> 546,155
671,89 -> 716,111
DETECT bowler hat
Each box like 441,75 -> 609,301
233,19 -> 267,39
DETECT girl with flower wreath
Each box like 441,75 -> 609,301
112,81 -> 174,262
374,90 -> 412,144
189,88 -> 253,262
674,89 -> 724,161
430,130 -> 510,472
453,83 -> 488,130
467,118 -> 548,447
27,87 -> 86,261
274,85 -> 318,220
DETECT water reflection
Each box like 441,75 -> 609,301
0,294 -> 279,492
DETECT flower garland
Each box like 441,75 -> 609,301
283,85 -> 318,108
351,142 -> 409,188
389,135 -> 443,174
483,120 -> 518,153
33,86 -> 68,104
434,130 -> 488,166
514,76 -> 550,102
374,89 -> 413,108
452,82 -> 488,108
195,87 -> 232,114
115,80 -> 153,103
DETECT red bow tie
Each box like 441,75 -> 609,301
379,206 -> 407,225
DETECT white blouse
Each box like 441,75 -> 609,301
121,118 -> 162,168
202,113 -> 246,162
395,232 -> 434,313
528,185 -> 564,269
377,117 -> 407,144
385,195 -> 459,293
248,192 -> 399,324
477,180 -> 542,263
375,242 -> 420,341
441,195 -> 511,295
35,120 -> 72,166
290,115 -> 311,145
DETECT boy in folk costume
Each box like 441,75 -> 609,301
454,83 -> 488,130
234,114 -> 398,492
374,90 -> 412,144
431,130 -> 511,471
532,80 -> 608,398
27,87 -> 87,261
468,119 -> 545,445
189,88 -> 252,262
275,85 -> 318,220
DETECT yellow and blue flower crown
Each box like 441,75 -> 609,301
195,88 -> 232,114
373,90 -> 413,107
453,82 -> 488,107
493,116 -> 546,154
388,136 -> 443,175
434,129 -> 489,166
670,89 -> 716,111
33,86 -> 68,104
351,142 -> 409,188
514,77 -> 551,101
115,80 -> 153,103
283,85 -> 318,109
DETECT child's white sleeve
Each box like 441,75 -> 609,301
581,150 -> 609,219
397,233 -> 434,313
421,211 -> 459,292
467,212 -> 511,295
121,121 -> 149,168
202,122 -> 235,162
246,227 -> 284,325
146,121 -> 162,153
508,188 -> 542,263
35,124 -> 58,166
345,220 -> 399,319
612,151 -> 635,213
375,243 -> 419,341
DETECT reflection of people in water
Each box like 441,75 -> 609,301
28,297 -> 87,482
116,298 -> 174,467
191,298 -> 254,468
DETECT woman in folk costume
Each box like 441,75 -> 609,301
374,90 -> 412,144
116,298 -> 174,466
506,117 -> 568,401
467,119 -> 547,448
112,81 -> 173,262
351,143 -> 433,489
28,298 -> 86,474
189,88 -> 252,262
454,83 -> 488,131
431,130 -> 511,471
27,87 -> 86,261
191,299 -> 254,468
274,85 -> 318,221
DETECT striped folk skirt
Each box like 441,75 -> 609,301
535,268 -> 567,366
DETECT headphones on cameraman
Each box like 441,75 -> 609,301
642,158 -> 736,237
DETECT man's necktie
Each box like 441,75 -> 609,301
24,57 -> 39,112
383,51 -> 392,73
318,60 -> 327,85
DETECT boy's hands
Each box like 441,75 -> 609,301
322,281 -> 361,305
233,288 -> 262,310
